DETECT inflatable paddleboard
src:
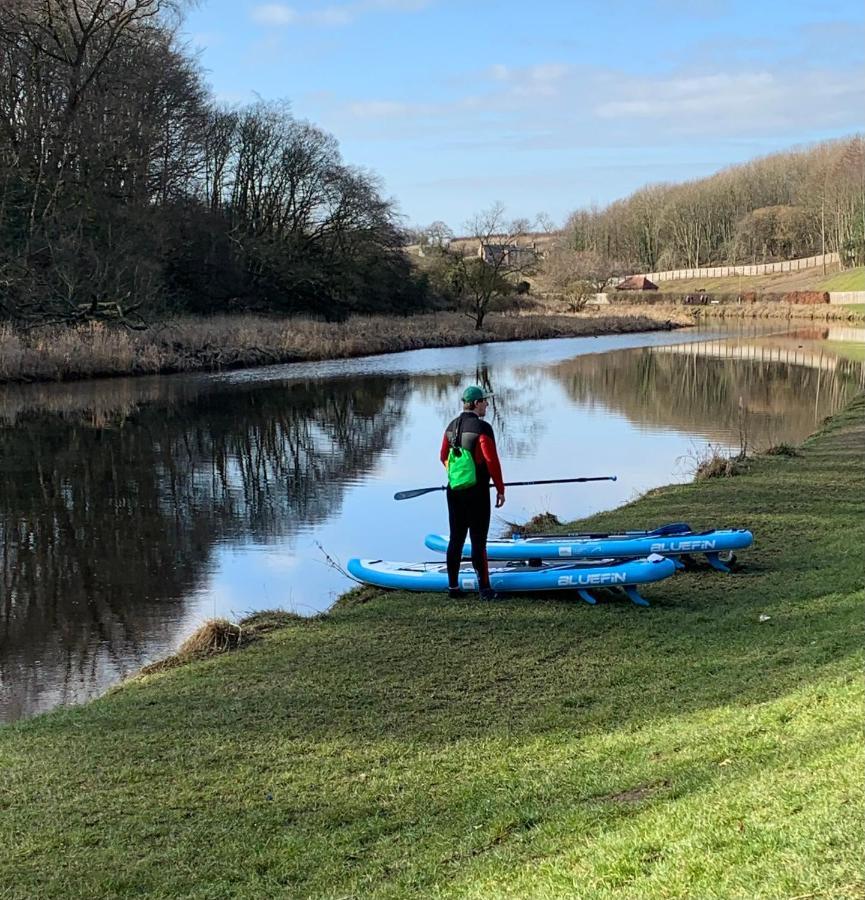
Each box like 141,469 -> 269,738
346,554 -> 677,606
424,523 -> 752,572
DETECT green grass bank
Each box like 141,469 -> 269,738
1,399 -> 863,899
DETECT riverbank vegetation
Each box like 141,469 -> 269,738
1,395 -> 861,898
0,310 -> 683,384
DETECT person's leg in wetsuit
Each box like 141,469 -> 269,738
446,485 -> 492,594
446,487 -> 471,593
465,485 -> 491,590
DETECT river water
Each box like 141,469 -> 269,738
1,323 -> 863,722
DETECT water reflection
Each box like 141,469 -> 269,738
550,341 -> 864,450
1,326 -> 862,721
1,376 -> 410,719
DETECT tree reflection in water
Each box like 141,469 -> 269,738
0,376 -> 409,720
549,345 -> 864,450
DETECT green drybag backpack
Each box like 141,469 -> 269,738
447,416 -> 477,490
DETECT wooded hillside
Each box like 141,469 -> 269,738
562,137 -> 864,273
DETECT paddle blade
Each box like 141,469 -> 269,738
394,486 -> 445,501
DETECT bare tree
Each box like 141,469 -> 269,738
543,250 -> 594,312
456,203 -> 534,329
421,220 -> 453,252
543,246 -> 629,311
535,211 -> 557,234
0,0 -> 204,325
0,9 -> 422,326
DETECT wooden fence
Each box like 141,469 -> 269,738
644,252 -> 840,283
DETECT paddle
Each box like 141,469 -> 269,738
394,476 -> 617,501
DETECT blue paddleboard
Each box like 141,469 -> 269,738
346,554 -> 677,606
424,523 -> 752,572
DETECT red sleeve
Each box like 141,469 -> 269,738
477,433 -> 505,493
440,432 -> 450,467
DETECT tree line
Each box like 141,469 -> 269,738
0,0 -> 426,327
559,137 -> 865,273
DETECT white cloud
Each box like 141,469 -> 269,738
251,0 -> 433,28
485,62 -> 570,87
477,61 -> 572,98
596,72 -> 776,118
528,63 -> 571,82
592,68 -> 862,136
369,0 -> 432,8
349,100 -> 415,118
310,6 -> 354,25
319,51 -> 860,152
251,4 -> 298,25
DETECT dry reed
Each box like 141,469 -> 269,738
0,310 -> 678,385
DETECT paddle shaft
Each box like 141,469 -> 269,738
394,475 -> 617,501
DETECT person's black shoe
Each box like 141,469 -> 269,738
479,588 -> 503,601
448,587 -> 467,600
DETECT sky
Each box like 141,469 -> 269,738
181,0 -> 865,232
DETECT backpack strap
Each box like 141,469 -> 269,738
451,413 -> 465,451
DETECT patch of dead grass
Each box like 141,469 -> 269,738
694,454 -> 748,480
139,619 -> 242,674
137,610 -> 317,676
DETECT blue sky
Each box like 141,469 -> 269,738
182,0 -> 864,232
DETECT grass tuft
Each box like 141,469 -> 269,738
694,452 -> 748,480
139,618 -> 243,674
177,618 -> 243,657
761,443 -> 802,457
239,610 -> 309,633
506,510 -> 563,535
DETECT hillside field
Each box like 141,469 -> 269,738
655,264 -> 864,295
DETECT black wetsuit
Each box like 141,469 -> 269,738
440,412 -> 504,591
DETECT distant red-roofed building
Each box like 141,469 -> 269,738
616,275 -> 658,291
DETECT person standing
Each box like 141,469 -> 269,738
439,385 -> 505,600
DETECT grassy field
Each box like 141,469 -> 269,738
826,340 -> 865,362
0,399 -> 862,899
822,268 -> 865,292
655,264 -> 864,295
